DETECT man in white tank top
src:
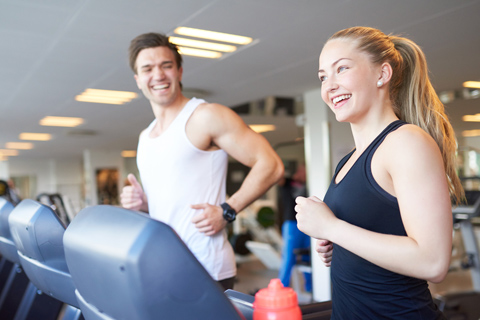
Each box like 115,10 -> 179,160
120,33 -> 284,290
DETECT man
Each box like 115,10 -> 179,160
120,33 -> 284,290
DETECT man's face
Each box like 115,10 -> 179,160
134,46 -> 183,107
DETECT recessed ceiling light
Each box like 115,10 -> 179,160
463,81 -> 480,89
75,89 -> 138,105
249,124 -> 276,133
169,36 -> 236,52
40,116 -> 84,127
462,129 -> 480,137
177,46 -> 222,59
6,142 -> 33,150
0,149 -> 19,156
19,133 -> 52,141
174,27 -> 252,45
121,150 -> 137,158
463,114 -> 480,122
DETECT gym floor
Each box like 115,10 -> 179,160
234,256 -> 279,296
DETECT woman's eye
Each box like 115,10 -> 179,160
338,66 -> 347,73
319,75 -> 327,82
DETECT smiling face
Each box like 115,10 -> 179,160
134,46 -> 183,108
318,39 -> 382,123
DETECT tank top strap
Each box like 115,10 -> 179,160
334,149 -> 355,176
365,120 -> 407,157
363,120 -> 407,201
174,97 -> 206,129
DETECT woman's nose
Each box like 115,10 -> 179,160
324,77 -> 338,92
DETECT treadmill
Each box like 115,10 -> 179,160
435,189 -> 480,319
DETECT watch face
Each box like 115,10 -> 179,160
223,209 -> 236,222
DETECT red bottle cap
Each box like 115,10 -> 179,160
254,279 -> 299,309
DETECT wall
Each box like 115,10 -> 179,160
0,161 -> 8,180
9,158 -> 57,197
83,149 -> 125,207
55,157 -> 84,213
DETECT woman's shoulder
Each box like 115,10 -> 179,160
382,123 -> 441,163
387,123 -> 436,148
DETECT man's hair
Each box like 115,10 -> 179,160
128,32 -> 183,74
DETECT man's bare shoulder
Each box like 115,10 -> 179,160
195,102 -> 231,115
192,102 -> 241,124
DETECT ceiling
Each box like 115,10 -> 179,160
1,0 -> 480,160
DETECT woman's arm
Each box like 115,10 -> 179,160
296,125 -> 452,282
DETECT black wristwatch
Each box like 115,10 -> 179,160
221,202 -> 236,223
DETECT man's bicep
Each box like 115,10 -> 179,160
216,122 -> 267,168
207,104 -> 276,167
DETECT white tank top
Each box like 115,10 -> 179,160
136,98 -> 236,280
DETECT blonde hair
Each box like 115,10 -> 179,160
329,26 -> 463,203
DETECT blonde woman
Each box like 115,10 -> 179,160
295,27 -> 462,319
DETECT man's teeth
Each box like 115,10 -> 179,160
333,94 -> 352,105
153,84 -> 169,90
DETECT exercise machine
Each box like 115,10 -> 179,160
63,205 -> 331,319
9,199 -> 83,320
36,193 -> 75,225
435,189 -> 480,319
0,180 -> 20,205
0,198 -> 68,320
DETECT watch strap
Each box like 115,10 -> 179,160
221,202 -> 236,222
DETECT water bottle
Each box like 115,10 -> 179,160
253,278 -> 302,320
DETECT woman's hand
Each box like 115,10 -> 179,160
316,239 -> 333,267
295,196 -> 337,240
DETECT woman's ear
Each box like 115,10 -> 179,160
378,62 -> 393,85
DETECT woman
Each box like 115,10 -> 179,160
295,26 -> 463,319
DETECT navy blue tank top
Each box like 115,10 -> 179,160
324,120 -> 444,319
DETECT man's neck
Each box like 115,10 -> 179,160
149,95 -> 190,138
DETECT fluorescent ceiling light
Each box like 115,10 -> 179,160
463,114 -> 480,122
121,150 -> 137,158
249,124 -> 276,133
40,116 -> 84,127
463,81 -> 480,89
0,149 -> 19,156
174,27 -> 252,45
6,142 -> 33,150
169,36 -> 236,52
75,89 -> 138,105
76,95 -> 125,105
19,133 -> 52,141
177,46 -> 222,59
463,129 -> 480,137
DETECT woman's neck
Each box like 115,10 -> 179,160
350,106 -> 399,152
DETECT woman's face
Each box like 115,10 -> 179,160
318,39 -> 381,123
